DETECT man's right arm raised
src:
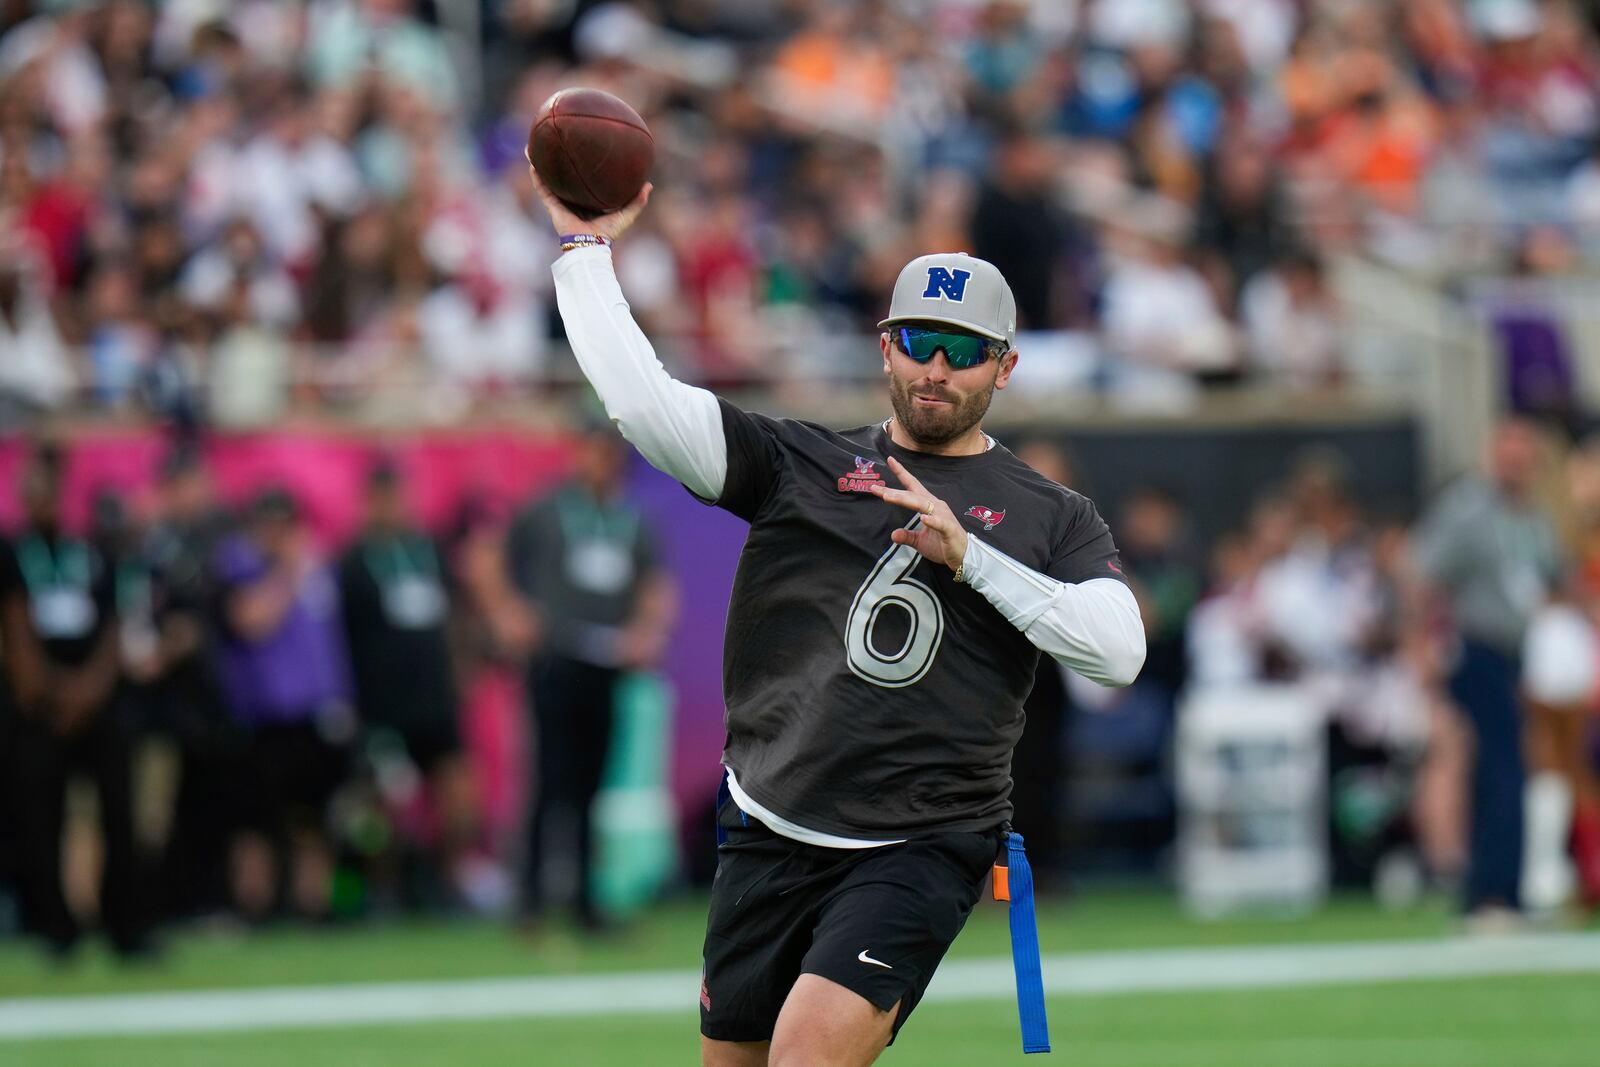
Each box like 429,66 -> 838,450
552,246 -> 727,501
531,171 -> 728,501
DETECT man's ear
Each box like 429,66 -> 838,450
993,349 -> 1020,390
880,331 -> 893,375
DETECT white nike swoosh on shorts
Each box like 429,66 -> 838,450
857,950 -> 893,970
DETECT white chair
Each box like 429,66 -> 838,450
1176,685 -> 1328,917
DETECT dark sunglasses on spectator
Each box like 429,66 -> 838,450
894,326 -> 1008,369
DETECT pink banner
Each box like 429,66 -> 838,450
0,429 -> 576,543
0,427 -> 742,847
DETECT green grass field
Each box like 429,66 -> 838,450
0,891 -> 1461,996
4,892 -> 1598,1066
20,975 -> 1599,1067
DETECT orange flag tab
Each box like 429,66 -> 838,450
992,863 -> 1010,902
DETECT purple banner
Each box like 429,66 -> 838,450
627,458 -> 745,829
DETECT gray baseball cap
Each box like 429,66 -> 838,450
878,252 -> 1017,348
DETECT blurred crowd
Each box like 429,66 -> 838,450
14,414 -> 1600,957
1088,416 -> 1600,922
7,0 -> 1600,952
0,427 -> 674,956
3,0 -> 1600,423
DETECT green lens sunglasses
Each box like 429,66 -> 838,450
895,327 -> 1008,369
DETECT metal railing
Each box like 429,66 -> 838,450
0,326 -> 1429,436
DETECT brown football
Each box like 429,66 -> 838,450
527,88 -> 654,220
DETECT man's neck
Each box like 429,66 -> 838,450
885,417 -> 989,457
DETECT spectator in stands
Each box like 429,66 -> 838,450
206,277 -> 292,429
962,0 -> 1044,101
675,188 -> 763,384
180,217 -> 300,331
6,0 -> 1600,418
1240,248 -> 1344,391
228,79 -> 364,268
130,213 -> 188,306
1568,137 -> 1600,239
338,457 -> 476,909
968,123 -> 1072,332
139,301 -> 209,430
768,3 -> 894,133
1100,204 -> 1240,382
82,258 -> 156,409
1413,418 -> 1564,923
507,420 -> 677,931
304,208 -> 388,345
5,441 -> 149,956
11,130 -> 106,294
213,487 -> 354,920
0,233 -> 73,418
307,0 -> 460,111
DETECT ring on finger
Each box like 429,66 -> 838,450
923,500 -> 935,515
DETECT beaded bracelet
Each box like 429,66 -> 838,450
559,233 -> 612,252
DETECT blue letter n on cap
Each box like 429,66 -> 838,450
923,266 -> 971,302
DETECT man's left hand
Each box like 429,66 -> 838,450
871,456 -> 968,574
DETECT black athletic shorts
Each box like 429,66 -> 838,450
239,719 -> 349,837
700,798 -> 1001,1044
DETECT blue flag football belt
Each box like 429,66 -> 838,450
715,774 -> 1049,1053
994,831 -> 1051,1053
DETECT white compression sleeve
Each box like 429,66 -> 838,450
551,246 -> 727,500
961,537 -> 1146,687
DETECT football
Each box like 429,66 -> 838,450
527,88 -> 654,219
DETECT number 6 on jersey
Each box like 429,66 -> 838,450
844,517 -> 946,688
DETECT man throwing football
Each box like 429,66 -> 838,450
531,173 -> 1145,1066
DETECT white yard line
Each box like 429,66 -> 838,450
3,933 -> 1599,1041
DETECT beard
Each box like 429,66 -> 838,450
888,371 -> 996,449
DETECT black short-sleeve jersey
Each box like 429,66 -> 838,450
707,399 -> 1125,839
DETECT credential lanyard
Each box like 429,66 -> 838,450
17,534 -> 90,594
556,492 -> 638,549
363,534 -> 438,587
993,830 -> 1050,1054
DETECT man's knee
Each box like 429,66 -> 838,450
769,974 -> 898,1067
701,1036 -> 768,1067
